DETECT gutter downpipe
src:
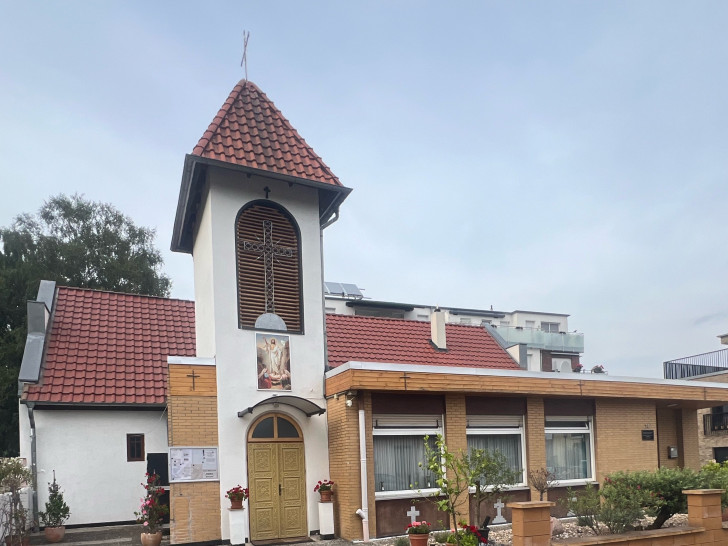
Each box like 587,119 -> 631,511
358,398 -> 370,541
26,402 -> 39,531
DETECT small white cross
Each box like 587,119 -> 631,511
567,496 -> 577,517
407,506 -> 420,524
492,498 -> 506,524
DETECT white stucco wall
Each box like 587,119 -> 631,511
193,168 -> 331,538
193,189 -> 216,358
19,407 -> 167,525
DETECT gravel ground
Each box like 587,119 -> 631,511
337,514 -> 690,546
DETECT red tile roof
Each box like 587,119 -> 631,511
192,80 -> 342,187
23,287 -> 196,405
325,314 -> 520,370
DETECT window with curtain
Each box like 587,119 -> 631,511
373,415 -> 441,495
545,418 -> 593,481
466,416 -> 525,485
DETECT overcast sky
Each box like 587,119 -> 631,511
1,2 -> 727,378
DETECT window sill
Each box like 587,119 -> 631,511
551,479 -> 597,487
375,488 -> 441,500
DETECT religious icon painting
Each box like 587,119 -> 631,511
256,333 -> 291,390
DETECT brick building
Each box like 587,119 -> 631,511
17,78 -> 728,544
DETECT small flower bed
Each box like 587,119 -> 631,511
406,521 -> 432,534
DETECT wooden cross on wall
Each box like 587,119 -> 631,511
187,369 -> 201,391
242,219 -> 294,314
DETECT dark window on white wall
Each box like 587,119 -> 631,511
127,434 -> 145,462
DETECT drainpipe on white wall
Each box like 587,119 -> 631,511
357,400 -> 369,541
26,402 -> 39,531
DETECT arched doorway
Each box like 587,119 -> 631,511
247,413 -> 307,541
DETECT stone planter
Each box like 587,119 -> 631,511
43,527 -> 66,543
140,531 -> 163,546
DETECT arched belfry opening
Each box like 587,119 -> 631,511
235,201 -> 303,333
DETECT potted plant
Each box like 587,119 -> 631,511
225,485 -> 249,510
405,520 -> 432,546
0,458 -> 33,546
134,473 -> 168,546
573,363 -> 583,373
39,471 -> 70,543
591,364 -> 605,374
313,480 -> 334,502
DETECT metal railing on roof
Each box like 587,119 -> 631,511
663,348 -> 728,379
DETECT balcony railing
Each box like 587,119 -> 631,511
704,412 -> 728,436
663,348 -> 728,379
491,326 -> 584,353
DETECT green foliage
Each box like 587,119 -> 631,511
39,472 -> 70,527
610,468 -> 701,529
0,194 -> 171,455
422,435 -> 518,546
565,479 -> 646,535
394,537 -> 410,546
565,484 -> 601,534
432,531 -> 452,543
467,448 -> 521,525
0,458 -> 33,544
699,459 -> 728,507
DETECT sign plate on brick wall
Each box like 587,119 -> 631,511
169,447 -> 219,482
641,430 -> 655,441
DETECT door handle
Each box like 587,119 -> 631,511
279,484 -> 282,496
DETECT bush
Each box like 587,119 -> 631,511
565,478 -> 646,535
394,537 -> 410,546
432,531 -> 452,543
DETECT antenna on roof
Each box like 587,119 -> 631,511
240,30 -> 250,81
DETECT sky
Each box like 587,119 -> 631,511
1,1 -> 727,378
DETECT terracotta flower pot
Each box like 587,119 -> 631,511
319,490 -> 333,502
408,533 -> 429,546
140,531 -> 163,546
44,527 -> 66,543
230,498 -> 243,510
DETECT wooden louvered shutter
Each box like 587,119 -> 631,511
236,204 -> 302,332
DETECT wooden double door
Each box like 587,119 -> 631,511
248,415 -> 307,541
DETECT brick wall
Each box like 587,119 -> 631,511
525,397 -> 546,499
326,393 -> 364,540
656,407 -> 681,469
692,373 -> 728,465
169,482 -> 222,543
445,394 -> 468,522
681,408 -> 700,470
167,363 -> 221,544
594,399 -> 658,482
167,396 -> 219,446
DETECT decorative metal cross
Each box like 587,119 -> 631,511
406,506 -> 420,524
242,220 -> 294,313
186,370 -> 201,391
492,498 -> 506,524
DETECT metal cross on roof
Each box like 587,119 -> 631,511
242,219 -> 294,314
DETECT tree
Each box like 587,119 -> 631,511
422,435 -> 521,545
0,194 -> 172,455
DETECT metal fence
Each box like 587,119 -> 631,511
663,348 -> 728,379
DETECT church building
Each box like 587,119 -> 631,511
17,79 -> 728,544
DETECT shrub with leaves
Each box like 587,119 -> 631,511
39,472 -> 70,527
134,472 -> 168,534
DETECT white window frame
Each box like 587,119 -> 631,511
373,414 -> 443,500
544,416 -> 596,485
466,416 -> 527,489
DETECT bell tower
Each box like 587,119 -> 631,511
170,80 -> 350,543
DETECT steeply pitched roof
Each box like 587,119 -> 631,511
23,287 -> 196,405
325,314 -> 521,370
192,80 -> 342,187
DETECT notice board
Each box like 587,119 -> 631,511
169,447 -> 219,482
